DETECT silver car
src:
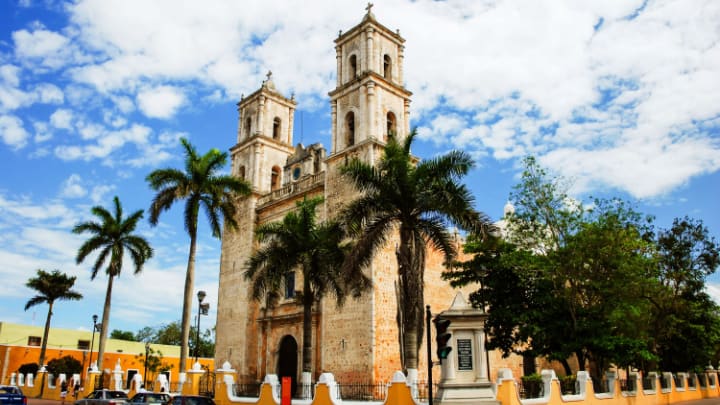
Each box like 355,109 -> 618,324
75,389 -> 128,405
128,393 -> 171,405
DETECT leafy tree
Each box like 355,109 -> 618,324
73,196 -> 153,371
135,327 -> 155,343
189,327 -> 216,359
46,355 -> 82,377
110,330 -> 136,341
18,362 -> 39,376
24,269 -> 83,367
134,347 -> 173,383
145,321 -> 215,358
146,137 -> 250,372
340,130 -> 493,372
446,157 -> 657,378
153,322 -> 182,345
245,197 -> 370,374
649,217 -> 720,371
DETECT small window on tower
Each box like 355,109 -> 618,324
273,117 -> 281,140
239,166 -> 246,180
28,336 -> 41,346
284,271 -> 295,299
245,117 -> 252,138
386,112 -> 397,142
384,54 -> 392,80
349,55 -> 357,80
346,112 -> 355,147
271,166 -> 281,190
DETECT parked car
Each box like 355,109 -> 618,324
128,392 -> 171,404
75,389 -> 128,405
0,385 -> 27,405
167,395 -> 215,405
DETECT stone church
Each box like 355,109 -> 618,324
215,8 -> 523,386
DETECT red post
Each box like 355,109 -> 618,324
281,377 -> 292,405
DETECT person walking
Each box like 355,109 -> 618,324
60,380 -> 68,405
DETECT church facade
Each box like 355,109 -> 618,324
215,9 -> 523,385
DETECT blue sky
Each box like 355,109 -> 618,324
0,0 -> 718,337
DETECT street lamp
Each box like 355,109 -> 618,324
143,342 -> 151,390
195,291 -> 209,363
89,315 -> 98,370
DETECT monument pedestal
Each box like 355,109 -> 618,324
434,293 -> 500,405
436,381 -> 499,405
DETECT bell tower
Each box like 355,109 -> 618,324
230,71 -> 296,193
320,4 -> 414,381
325,4 -> 412,216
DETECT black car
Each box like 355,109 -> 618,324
167,396 -> 215,405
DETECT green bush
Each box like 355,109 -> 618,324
521,373 -> 543,398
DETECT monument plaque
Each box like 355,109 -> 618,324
457,338 -> 473,371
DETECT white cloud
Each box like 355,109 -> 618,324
36,83 -> 64,104
60,174 -> 87,198
2,0 -> 718,203
0,115 -> 29,148
33,121 -> 52,142
136,86 -> 186,119
90,184 -> 115,204
50,108 -> 74,130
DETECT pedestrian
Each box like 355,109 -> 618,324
60,380 -> 68,405
74,381 -> 81,400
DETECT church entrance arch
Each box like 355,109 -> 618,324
277,335 -> 298,396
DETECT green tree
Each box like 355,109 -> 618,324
135,347 -> 173,383
73,196 -> 153,371
110,330 -> 136,341
24,269 -> 83,367
650,217 -> 720,371
340,130 -> 493,372
245,197 -> 370,374
153,322 -> 182,345
46,355 -> 82,378
146,137 -> 250,372
446,157 -> 657,378
135,326 -> 155,343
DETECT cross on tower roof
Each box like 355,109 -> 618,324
365,2 -> 373,13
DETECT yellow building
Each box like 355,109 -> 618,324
0,322 -> 212,386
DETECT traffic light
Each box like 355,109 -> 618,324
433,316 -> 452,361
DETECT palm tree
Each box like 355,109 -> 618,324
146,137 -> 251,372
24,269 -> 83,367
73,196 -> 153,371
244,196 -> 371,375
340,129 -> 494,372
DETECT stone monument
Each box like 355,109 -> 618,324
435,292 -> 500,405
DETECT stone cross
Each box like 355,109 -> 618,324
366,2 -> 373,13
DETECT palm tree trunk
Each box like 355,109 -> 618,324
179,230 -> 197,373
398,228 -> 425,372
302,278 -> 313,373
97,274 -> 114,371
38,302 -> 53,367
